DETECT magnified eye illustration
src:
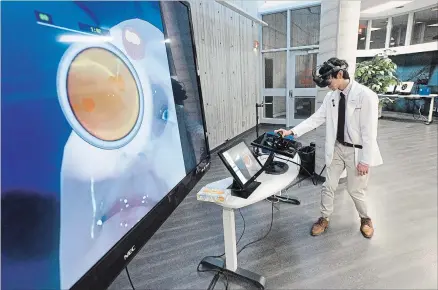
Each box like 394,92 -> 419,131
58,18 -> 187,290
67,47 -> 140,143
58,43 -> 145,150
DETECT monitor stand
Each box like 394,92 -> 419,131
263,151 -> 289,175
228,179 -> 261,199
263,151 -> 300,205
264,161 -> 288,175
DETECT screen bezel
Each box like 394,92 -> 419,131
217,140 -> 264,189
70,2 -> 210,289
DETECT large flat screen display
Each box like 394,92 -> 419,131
1,1 -> 209,289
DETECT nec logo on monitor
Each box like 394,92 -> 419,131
124,245 -> 136,260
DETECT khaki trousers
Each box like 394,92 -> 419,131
321,141 -> 369,219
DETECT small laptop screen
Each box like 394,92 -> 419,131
221,142 -> 262,185
397,82 -> 414,93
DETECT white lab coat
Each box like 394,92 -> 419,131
292,80 -> 383,167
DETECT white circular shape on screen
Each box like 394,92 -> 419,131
57,42 -> 144,150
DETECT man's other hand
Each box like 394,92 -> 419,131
274,128 -> 292,137
357,162 -> 369,176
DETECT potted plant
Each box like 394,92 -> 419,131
355,53 -> 399,118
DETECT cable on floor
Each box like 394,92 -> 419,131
198,208 -> 245,290
125,266 -> 135,290
202,200 -> 275,290
237,200 -> 274,256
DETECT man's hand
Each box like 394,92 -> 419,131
275,128 -> 293,137
357,162 -> 369,176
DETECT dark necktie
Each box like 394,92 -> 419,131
337,92 -> 345,143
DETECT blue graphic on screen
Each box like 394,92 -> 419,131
1,1 -> 188,289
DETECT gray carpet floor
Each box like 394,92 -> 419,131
109,119 -> 438,290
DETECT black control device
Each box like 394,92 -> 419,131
251,132 -> 302,175
251,132 -> 302,160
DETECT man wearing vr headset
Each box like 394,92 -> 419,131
276,57 -> 382,239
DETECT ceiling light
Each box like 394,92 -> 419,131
431,7 -> 438,11
360,37 -> 365,40
371,27 -> 382,31
427,23 -> 438,27
362,1 -> 412,14
416,21 -> 423,24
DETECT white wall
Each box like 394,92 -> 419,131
314,0 -> 361,175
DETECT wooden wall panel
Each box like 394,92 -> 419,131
187,0 -> 261,149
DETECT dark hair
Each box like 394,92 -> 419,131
318,57 -> 350,80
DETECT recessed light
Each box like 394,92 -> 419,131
432,7 -> 438,11
427,23 -> 438,27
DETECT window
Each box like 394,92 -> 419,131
357,20 -> 368,49
295,54 -> 317,88
370,18 -> 387,49
264,96 -> 287,119
263,52 -> 287,88
294,97 -> 315,119
390,14 -> 408,47
290,6 -> 321,47
262,12 -> 287,50
411,7 -> 438,45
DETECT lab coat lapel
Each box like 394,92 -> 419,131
346,81 -> 358,119
331,91 -> 339,131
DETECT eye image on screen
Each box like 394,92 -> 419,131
222,142 -> 262,185
58,16 -> 186,289
0,1 -> 208,290
67,47 -> 140,142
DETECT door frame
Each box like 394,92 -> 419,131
259,5 -> 321,126
287,49 -> 319,127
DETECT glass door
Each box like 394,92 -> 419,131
261,51 -> 288,124
287,50 -> 318,127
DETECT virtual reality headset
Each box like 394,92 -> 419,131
312,60 -> 348,88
